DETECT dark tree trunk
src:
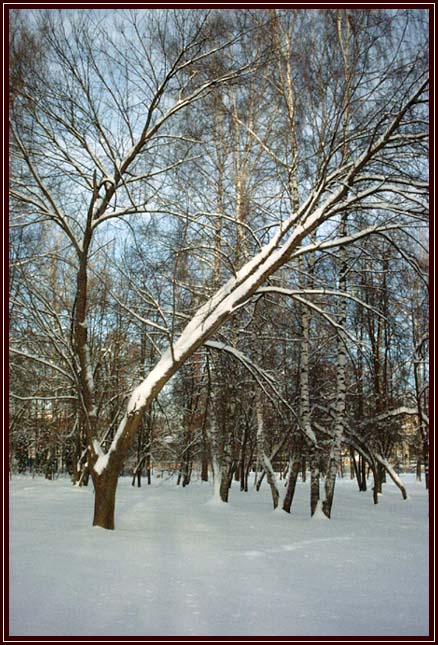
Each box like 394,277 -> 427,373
92,468 -> 119,530
132,457 -> 144,487
422,438 -> 429,490
201,454 -> 209,482
181,424 -> 193,487
242,442 -> 254,493
146,453 -> 152,485
301,457 -> 306,482
78,464 -> 90,487
133,469 -> 141,487
72,419 -> 82,485
244,461 -> 251,492
351,449 -> 367,492
351,450 -> 362,490
350,449 -> 356,479
360,454 -> 367,491
416,454 -> 422,481
310,455 -> 320,516
283,449 -> 301,513
255,471 -> 265,492
133,428 -> 143,487
239,454 -> 245,491
238,424 -> 248,490
370,462 -> 380,504
219,473 -> 231,503
376,463 -> 384,493
183,461 -> 192,487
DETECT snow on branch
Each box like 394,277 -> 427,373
91,73 -> 428,476
10,394 -> 77,402
365,406 -> 429,428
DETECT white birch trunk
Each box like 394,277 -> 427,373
206,398 -> 223,504
255,395 -> 279,509
323,216 -> 348,518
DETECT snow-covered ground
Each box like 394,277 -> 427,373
9,473 -> 429,637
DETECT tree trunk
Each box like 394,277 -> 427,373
322,221 -> 348,519
92,468 -> 119,530
255,396 -> 279,509
219,473 -> 230,503
301,458 -> 307,482
416,455 -> 422,481
146,452 -> 152,485
219,462 -> 233,503
352,450 -> 364,491
242,441 -> 255,493
132,454 -> 145,487
201,454 -> 209,482
422,439 -> 429,490
350,438 -> 379,505
263,453 -> 280,509
217,428 -> 234,502
310,450 -> 320,516
212,455 -> 222,502
322,17 -> 352,519
282,441 -> 302,513
350,449 -> 356,480
238,424 -> 248,490
375,455 -> 408,500
77,464 -> 90,487
359,454 -> 367,491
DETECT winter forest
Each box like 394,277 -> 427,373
9,7 -> 430,638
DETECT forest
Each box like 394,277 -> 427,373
9,8 -> 429,531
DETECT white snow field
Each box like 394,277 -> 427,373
9,473 -> 429,637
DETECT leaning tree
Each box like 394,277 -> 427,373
9,8 -> 429,528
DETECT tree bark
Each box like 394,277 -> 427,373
219,472 -> 231,503
92,468 -> 119,529
255,395 -> 280,509
282,436 -> 302,513
310,448 -> 320,516
322,215 -> 348,519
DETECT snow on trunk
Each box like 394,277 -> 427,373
92,204 -> 324,477
87,79 -> 427,528
375,455 -> 408,500
210,456 -> 224,505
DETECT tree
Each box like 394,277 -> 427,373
9,9 -> 429,528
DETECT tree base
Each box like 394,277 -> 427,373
92,470 -> 118,530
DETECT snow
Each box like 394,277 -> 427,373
93,414 -> 128,475
127,353 -> 174,414
92,439 -> 112,476
93,452 -> 110,476
311,500 -> 329,520
9,474 -> 429,637
92,439 -> 104,457
94,184 -> 362,477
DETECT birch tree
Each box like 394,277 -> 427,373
322,9 -> 352,518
